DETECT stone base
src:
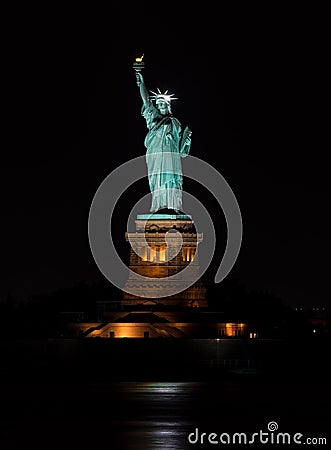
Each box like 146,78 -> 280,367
122,281 -> 207,309
122,214 -> 207,309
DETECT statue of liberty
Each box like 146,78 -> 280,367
135,70 -> 192,213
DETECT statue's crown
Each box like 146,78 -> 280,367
150,88 -> 178,104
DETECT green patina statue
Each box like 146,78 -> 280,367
135,70 -> 192,213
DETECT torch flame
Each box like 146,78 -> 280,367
135,54 -> 144,62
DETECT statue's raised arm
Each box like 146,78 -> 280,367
136,72 -> 149,106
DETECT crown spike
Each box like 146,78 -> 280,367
149,88 -> 178,104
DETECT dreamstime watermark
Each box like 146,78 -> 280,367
88,155 -> 243,297
188,421 -> 327,446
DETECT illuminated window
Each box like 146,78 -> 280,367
141,245 -> 169,262
182,247 -> 196,262
143,246 -> 166,262
141,247 -> 148,261
159,246 -> 166,262
150,246 -> 157,262
225,323 -> 246,337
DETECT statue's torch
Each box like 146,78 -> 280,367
133,54 -> 145,84
133,53 -> 145,72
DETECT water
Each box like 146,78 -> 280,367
0,338 -> 330,448
0,379 -> 329,449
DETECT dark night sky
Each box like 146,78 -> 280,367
2,5 -> 330,309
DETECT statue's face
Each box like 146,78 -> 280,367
156,99 -> 170,115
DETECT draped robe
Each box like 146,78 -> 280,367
142,101 -> 191,212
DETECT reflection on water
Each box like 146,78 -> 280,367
0,379 -> 329,449
102,382 -> 205,449
120,420 -> 188,450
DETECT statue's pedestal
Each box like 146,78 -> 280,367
123,214 -> 207,308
